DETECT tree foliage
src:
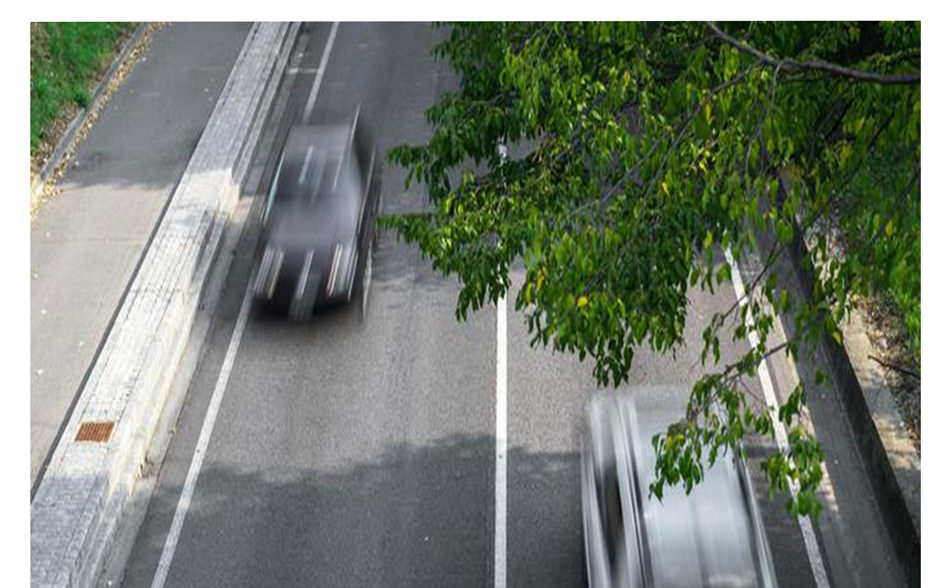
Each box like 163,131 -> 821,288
382,22 -> 920,517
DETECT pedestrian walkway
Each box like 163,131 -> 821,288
30,22 -> 252,489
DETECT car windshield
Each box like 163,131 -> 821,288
266,129 -> 362,230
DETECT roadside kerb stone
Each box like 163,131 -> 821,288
785,220 -> 920,587
30,22 -> 299,588
751,181 -> 921,586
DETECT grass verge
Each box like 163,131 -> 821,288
30,22 -> 137,158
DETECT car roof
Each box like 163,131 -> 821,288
587,392 -> 772,586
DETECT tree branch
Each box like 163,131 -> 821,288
706,22 -> 920,86
602,60 -> 760,207
869,355 -> 920,380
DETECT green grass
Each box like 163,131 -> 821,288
30,22 -> 137,154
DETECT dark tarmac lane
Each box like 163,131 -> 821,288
119,22 -> 903,588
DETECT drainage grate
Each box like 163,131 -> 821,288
75,421 -> 115,443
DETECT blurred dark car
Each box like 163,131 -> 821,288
581,393 -> 777,587
253,108 -> 381,320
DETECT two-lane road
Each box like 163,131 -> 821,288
117,22 -> 901,588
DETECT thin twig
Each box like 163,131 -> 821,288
869,355 -> 920,379
598,60 -> 760,209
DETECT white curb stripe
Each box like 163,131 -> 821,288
151,22 -> 340,588
724,247 -> 831,588
150,282 -> 255,588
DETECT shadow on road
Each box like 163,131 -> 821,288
123,433 -> 584,588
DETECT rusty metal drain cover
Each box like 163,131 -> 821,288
75,421 -> 115,443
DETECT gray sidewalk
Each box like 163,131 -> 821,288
30,22 -> 252,489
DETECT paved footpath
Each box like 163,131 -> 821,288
30,22 -> 252,490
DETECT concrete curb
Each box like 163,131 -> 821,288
31,23 -> 150,206
30,22 -> 300,588
785,220 -> 920,587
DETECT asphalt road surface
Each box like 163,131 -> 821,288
118,23 -> 904,588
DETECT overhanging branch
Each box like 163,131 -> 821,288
707,22 -> 920,86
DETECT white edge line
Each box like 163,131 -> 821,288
724,247 -> 831,588
495,289 -> 508,588
149,282 -> 255,588
302,22 -> 339,123
152,21 -> 341,588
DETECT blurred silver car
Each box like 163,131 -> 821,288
581,393 -> 777,587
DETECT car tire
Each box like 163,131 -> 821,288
360,249 -> 373,319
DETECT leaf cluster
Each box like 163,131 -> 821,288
382,21 -> 920,517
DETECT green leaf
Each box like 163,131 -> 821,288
384,21 -> 919,526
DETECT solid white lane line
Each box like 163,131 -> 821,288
724,247 -> 831,588
151,22 -> 342,588
302,21 -> 339,123
495,290 -> 508,588
150,281 -> 255,588
495,143 -> 509,588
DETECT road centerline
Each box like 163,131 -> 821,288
495,289 -> 508,588
495,142 -> 509,588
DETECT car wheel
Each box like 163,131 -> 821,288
360,249 -> 373,319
